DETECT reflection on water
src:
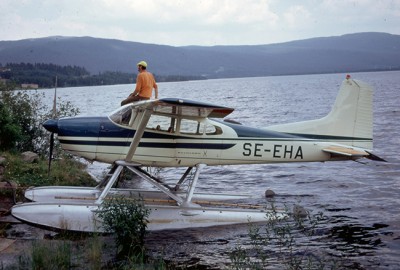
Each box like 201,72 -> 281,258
329,223 -> 387,254
34,71 -> 400,269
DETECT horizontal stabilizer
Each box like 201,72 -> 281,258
323,146 -> 386,162
323,146 -> 368,157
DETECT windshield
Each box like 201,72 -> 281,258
109,106 -> 132,126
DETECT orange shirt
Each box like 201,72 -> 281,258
135,71 -> 157,98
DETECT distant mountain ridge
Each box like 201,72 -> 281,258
0,32 -> 399,78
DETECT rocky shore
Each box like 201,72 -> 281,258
0,152 -> 230,269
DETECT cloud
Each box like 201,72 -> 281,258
98,0 -> 278,27
89,0 -> 282,44
0,0 -> 399,45
283,5 -> 312,28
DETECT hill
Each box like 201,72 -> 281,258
0,32 -> 399,78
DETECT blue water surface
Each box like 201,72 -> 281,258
37,71 -> 400,269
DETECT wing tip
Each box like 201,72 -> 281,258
365,151 -> 387,162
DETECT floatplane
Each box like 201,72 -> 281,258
12,75 -> 385,232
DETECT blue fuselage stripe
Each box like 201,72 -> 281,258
59,139 -> 234,150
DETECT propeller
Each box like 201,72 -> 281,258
46,76 -> 58,176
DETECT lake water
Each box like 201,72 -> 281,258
37,71 -> 400,269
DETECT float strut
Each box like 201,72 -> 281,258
173,167 -> 193,191
182,164 -> 205,206
95,165 -> 124,204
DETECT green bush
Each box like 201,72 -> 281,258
97,196 -> 150,260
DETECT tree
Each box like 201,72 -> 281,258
0,100 -> 22,151
0,82 -> 79,155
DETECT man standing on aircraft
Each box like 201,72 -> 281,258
121,60 -> 158,105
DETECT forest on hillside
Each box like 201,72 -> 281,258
0,63 -> 206,88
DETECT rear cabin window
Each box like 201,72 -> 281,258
205,124 -> 222,135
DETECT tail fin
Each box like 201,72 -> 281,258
266,77 -> 373,149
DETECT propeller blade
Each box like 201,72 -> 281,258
48,132 -> 54,176
52,76 -> 57,118
48,76 -> 58,176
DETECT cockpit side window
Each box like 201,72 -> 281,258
146,114 -> 176,133
180,119 -> 205,135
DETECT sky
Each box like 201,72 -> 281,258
1,0 -> 399,46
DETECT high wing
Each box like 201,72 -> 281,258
151,98 -> 235,118
108,98 -> 235,161
109,98 -> 234,125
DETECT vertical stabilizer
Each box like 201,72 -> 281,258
266,77 -> 373,149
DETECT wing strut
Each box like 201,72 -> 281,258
125,108 -> 152,161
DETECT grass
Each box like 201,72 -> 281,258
86,233 -> 103,270
12,240 -> 72,270
0,151 -> 96,188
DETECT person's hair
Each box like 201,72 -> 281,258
140,65 -> 147,70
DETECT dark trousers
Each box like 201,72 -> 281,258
121,95 -> 150,106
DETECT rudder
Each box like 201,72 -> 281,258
266,77 -> 373,149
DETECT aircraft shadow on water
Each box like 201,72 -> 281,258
11,75 -> 386,232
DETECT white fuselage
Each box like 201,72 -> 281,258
58,118 -> 341,167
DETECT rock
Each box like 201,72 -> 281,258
0,156 -> 6,165
293,204 -> 308,218
21,151 -> 39,163
0,157 -> 6,181
0,180 -> 17,189
264,189 -> 276,197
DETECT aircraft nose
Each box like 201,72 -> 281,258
43,119 -> 59,133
